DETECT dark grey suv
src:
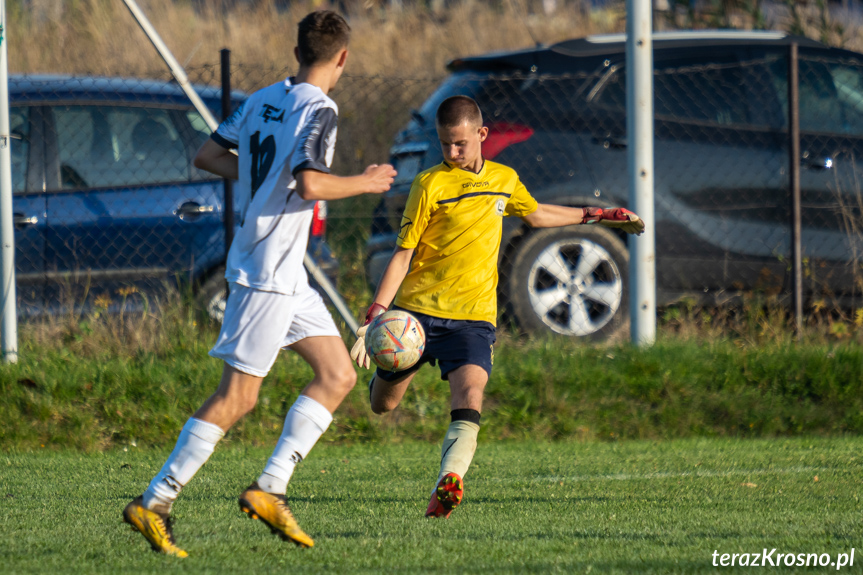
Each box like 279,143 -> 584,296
367,30 -> 863,339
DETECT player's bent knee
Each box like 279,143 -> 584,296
238,394 -> 259,418
327,365 -> 356,395
340,367 -> 357,391
370,395 -> 398,415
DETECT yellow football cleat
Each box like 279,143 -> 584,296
122,496 -> 188,558
238,482 -> 314,548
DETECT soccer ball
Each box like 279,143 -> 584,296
365,310 -> 426,372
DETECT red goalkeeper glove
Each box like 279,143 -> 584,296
582,207 -> 645,235
350,303 -> 387,369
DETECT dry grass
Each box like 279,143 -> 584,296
19,285 -> 215,359
9,0 -> 614,78
11,0 -> 863,80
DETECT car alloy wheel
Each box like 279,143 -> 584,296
205,286 -> 227,323
527,238 -> 622,336
506,226 -> 629,340
197,267 -> 227,323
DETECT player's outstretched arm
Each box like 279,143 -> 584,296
350,246 -> 414,368
295,164 -> 396,201
194,139 -> 239,180
522,204 -> 645,235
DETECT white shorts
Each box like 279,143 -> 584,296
209,282 -> 341,377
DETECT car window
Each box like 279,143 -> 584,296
768,57 -> 863,135
592,59 -> 751,126
11,106 -> 28,194
51,105 -> 190,190
185,109 -> 217,181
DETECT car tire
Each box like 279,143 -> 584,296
506,226 -> 629,340
197,267 -> 227,323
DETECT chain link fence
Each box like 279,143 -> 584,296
9,52 -> 863,338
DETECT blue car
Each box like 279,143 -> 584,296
10,76 -> 337,317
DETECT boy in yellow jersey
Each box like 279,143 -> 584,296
351,95 -> 644,518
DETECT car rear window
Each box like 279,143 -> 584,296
416,73 -> 490,125
592,58 -> 752,126
418,72 -> 590,127
767,57 -> 863,135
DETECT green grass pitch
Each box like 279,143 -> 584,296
2,437 -> 860,574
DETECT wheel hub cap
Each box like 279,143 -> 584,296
526,238 -> 622,337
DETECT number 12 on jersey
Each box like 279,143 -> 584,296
250,131 -> 276,197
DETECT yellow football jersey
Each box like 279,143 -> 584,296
394,160 -> 538,325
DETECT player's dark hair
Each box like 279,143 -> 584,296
297,10 -> 351,67
436,96 -> 483,129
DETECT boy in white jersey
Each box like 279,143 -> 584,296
352,96 -> 644,519
123,10 -> 396,556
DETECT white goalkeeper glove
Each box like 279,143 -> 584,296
350,303 -> 388,369
582,207 -> 645,235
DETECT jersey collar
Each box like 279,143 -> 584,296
283,77 -> 326,98
443,158 -> 486,177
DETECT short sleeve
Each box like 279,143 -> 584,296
395,178 -> 433,249
291,106 -> 338,176
504,176 -> 538,217
211,101 -> 246,149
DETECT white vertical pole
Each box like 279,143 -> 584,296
625,0 -> 656,346
0,0 -> 17,362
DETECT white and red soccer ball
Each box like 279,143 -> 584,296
364,310 -> 426,371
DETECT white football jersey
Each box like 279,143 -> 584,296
212,78 -> 338,294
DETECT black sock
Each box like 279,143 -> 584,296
450,408 -> 481,425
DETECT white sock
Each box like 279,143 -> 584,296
437,420 -> 480,487
258,395 -> 333,495
142,418 -> 224,513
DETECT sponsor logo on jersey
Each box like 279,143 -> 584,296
495,199 -> 505,216
462,181 -> 490,188
260,103 -> 285,124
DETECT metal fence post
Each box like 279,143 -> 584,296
626,0 -> 656,346
0,0 -> 17,363
787,42 -> 803,337
220,49 -> 234,266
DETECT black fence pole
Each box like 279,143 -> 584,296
220,48 -> 235,264
788,42 -> 803,337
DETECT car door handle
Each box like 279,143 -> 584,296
175,202 -> 215,219
13,214 -> 38,227
802,155 -> 833,170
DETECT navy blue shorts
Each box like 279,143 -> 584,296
374,308 -> 496,382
